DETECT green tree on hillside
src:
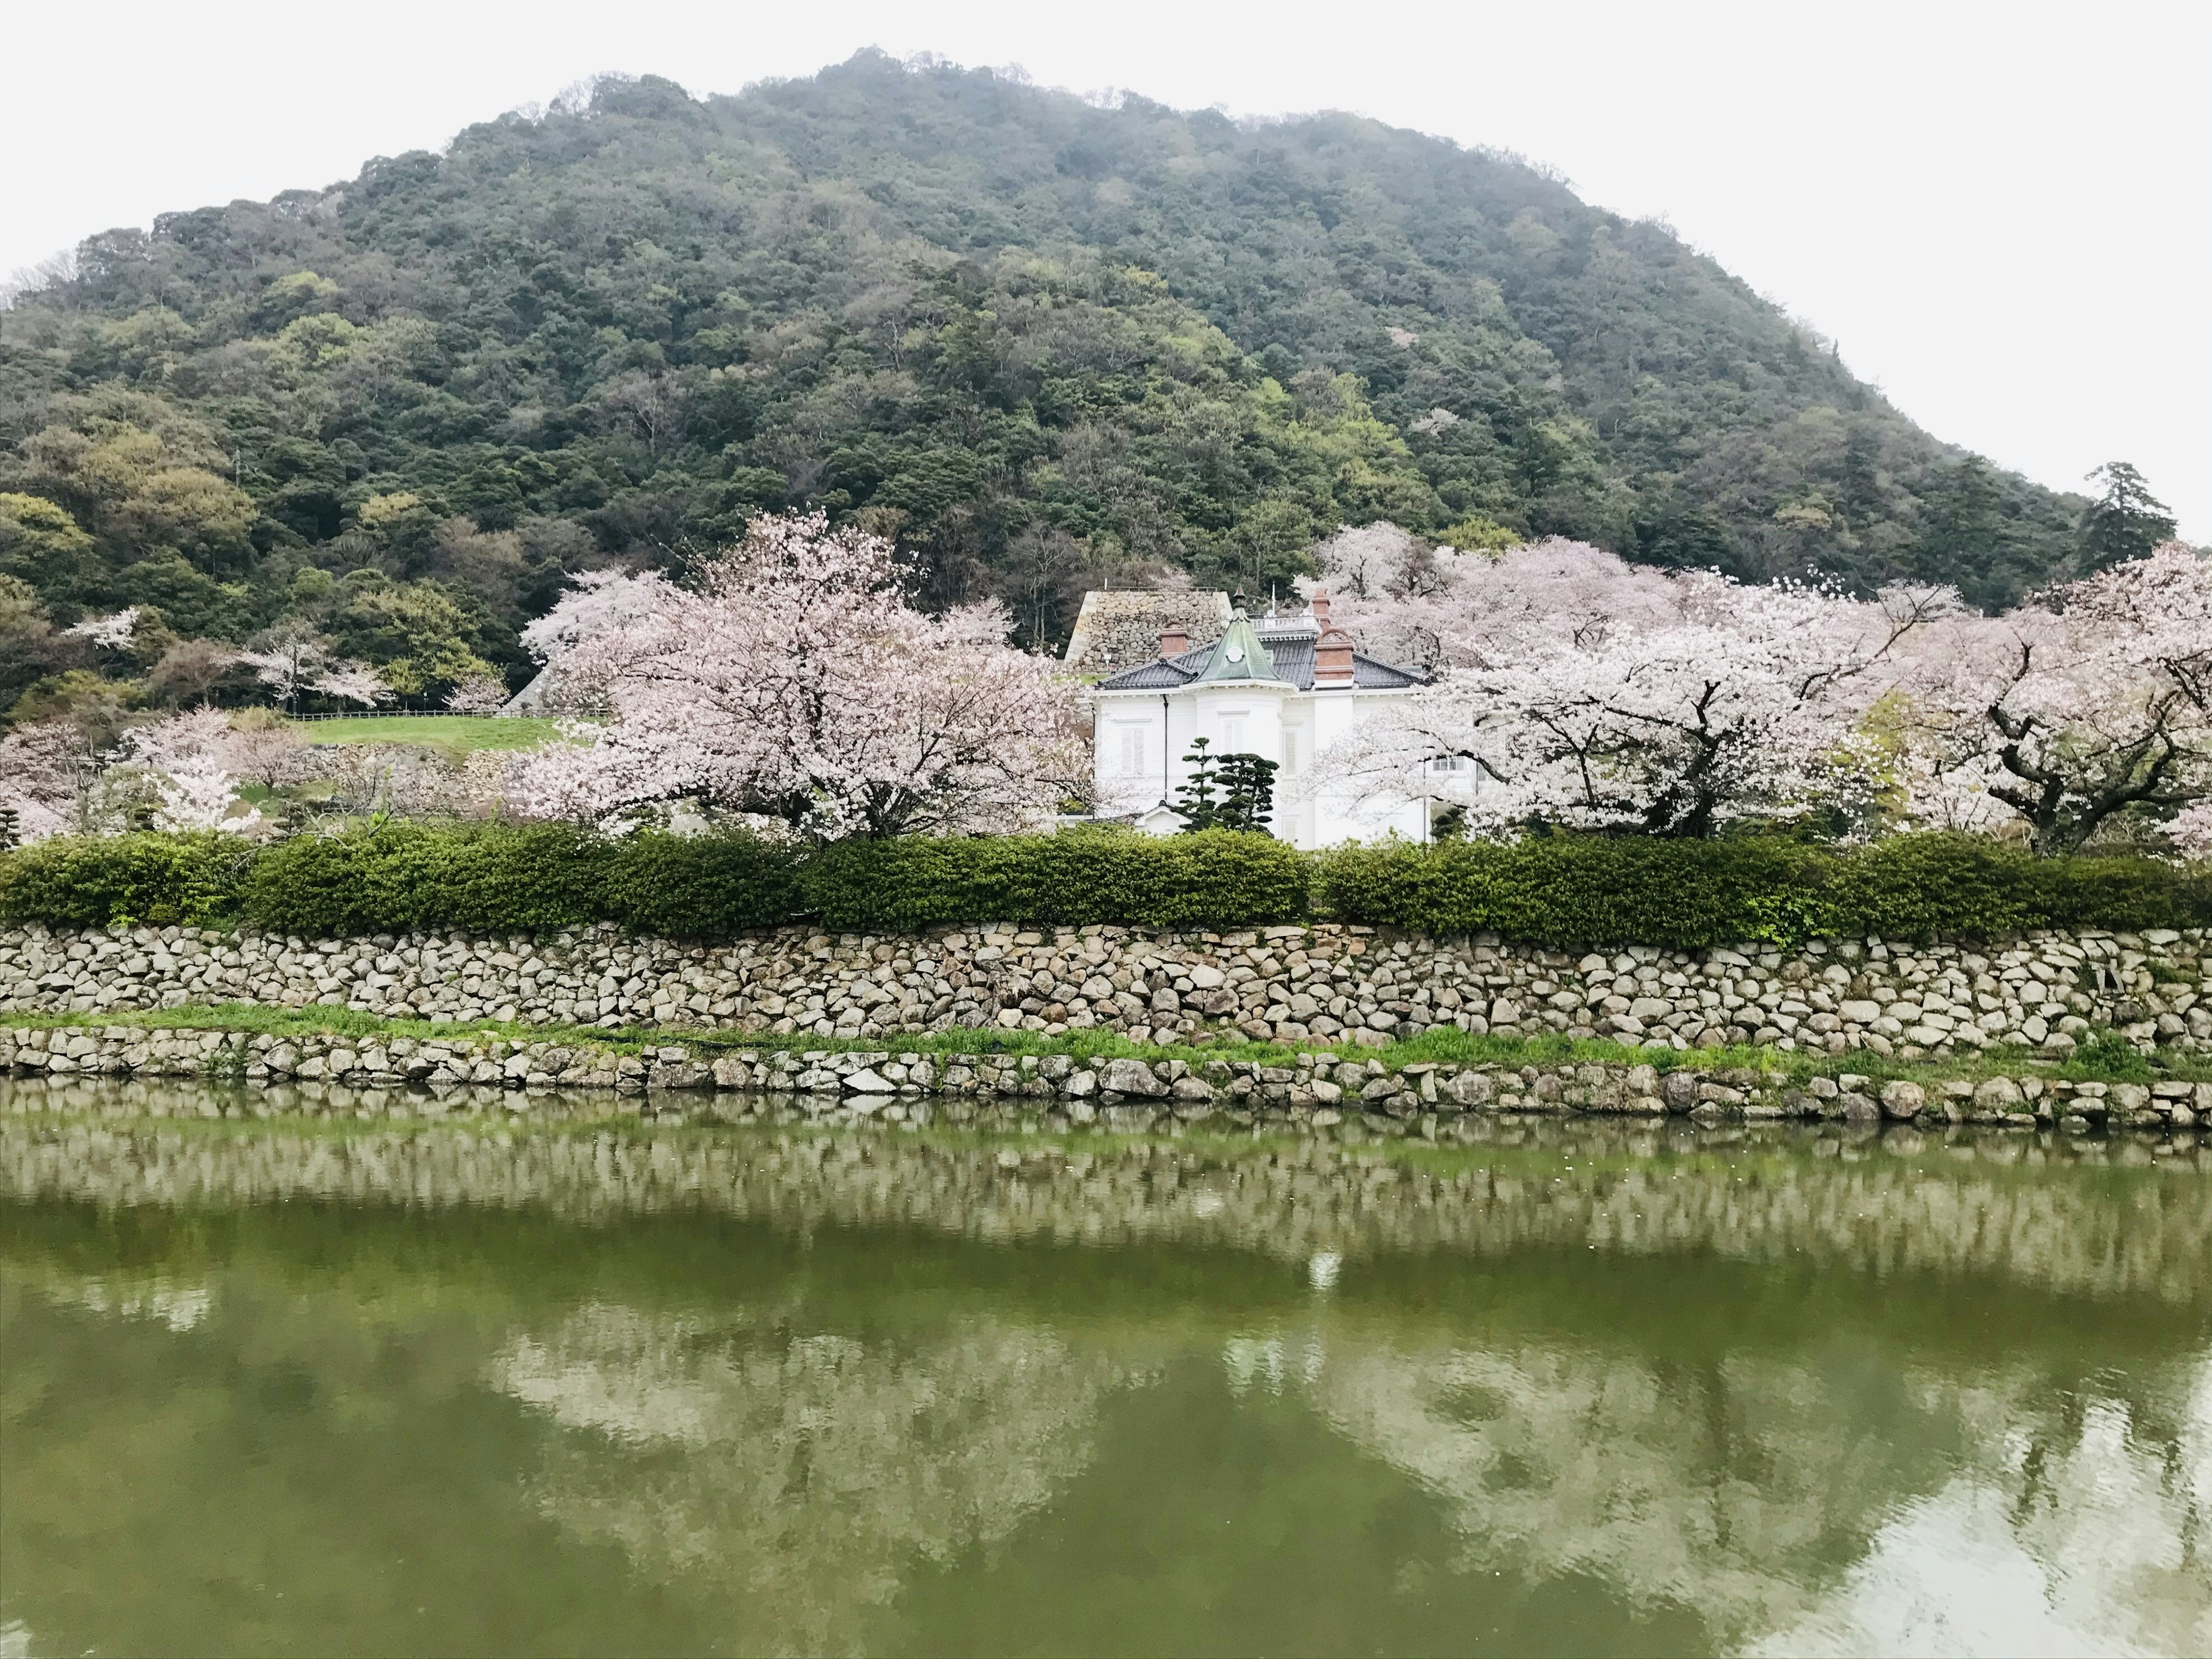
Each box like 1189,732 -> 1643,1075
2078,461 -> 2176,573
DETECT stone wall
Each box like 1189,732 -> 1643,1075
3,921 -> 2206,1061
5,1024 -> 2206,1134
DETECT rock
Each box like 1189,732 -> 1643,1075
843,1067 -> 896,1094
1100,1058 -> 1168,1098
1972,1076 -> 2023,1112
1064,1069 -> 1098,1098
1879,1080 -> 1925,1120
1839,1001 -> 1883,1024
1443,1071 -> 1494,1108
1170,1075 -> 1215,1103
1661,1070 -> 1700,1113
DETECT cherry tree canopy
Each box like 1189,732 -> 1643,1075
1894,542 -> 2212,853
1316,532 -> 1950,838
514,514 -> 1082,839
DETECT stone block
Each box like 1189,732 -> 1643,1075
1880,1080 -> 1925,1120
1101,1058 -> 1168,1098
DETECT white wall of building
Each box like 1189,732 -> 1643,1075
1093,685 -> 1437,849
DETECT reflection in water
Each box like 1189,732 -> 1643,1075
2,1080 -> 2209,1657
488,1307 -> 1141,1654
1300,1334 -> 2210,1657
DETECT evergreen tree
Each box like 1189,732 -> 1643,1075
1169,739 -> 1277,834
2078,462 -> 2177,574
1911,456 -> 2010,608
1215,751 -> 1279,834
1169,737 -> 1223,831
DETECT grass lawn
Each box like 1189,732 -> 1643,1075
290,715 -> 560,752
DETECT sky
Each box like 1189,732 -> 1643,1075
5,0 -> 2205,539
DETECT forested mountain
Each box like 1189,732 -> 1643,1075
0,51 -> 2124,702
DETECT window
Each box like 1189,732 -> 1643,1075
1118,726 -> 1145,777
1219,713 -> 1247,752
1430,756 -> 1468,774
1283,730 -> 1300,774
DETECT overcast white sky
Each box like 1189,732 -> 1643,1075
6,0 -> 2205,537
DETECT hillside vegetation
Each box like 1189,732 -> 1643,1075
0,51 -> 2113,698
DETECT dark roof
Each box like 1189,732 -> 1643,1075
1094,631 -> 1422,692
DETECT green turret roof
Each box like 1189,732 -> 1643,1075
1191,611 -> 1278,683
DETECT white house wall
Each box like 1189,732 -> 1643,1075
1092,685 -> 1441,850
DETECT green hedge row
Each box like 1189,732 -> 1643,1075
1,825 -> 2204,945
1310,835 -> 2211,946
0,824 -> 1305,938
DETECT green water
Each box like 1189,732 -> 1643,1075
2,1085 -> 2208,1657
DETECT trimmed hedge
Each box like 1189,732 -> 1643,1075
2,824 -> 2205,945
233,823 -> 801,937
0,832 -> 255,929
804,828 -> 1311,932
1312,834 -> 2212,947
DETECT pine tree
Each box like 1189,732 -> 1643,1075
2078,462 -> 2177,574
1169,737 -> 1223,831
1215,751 -> 1279,834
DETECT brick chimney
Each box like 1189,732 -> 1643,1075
1310,588 -> 1331,627
1313,626 -> 1354,687
1158,626 -> 1188,658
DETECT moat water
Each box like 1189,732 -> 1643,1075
2,1080 -> 2207,1657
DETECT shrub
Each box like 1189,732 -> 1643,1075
801,828 -> 1310,931
0,832 -> 251,928
236,823 -> 800,937
2,824 -> 2203,945
237,823 -> 612,935
601,832 -> 802,937
1315,832 -> 2212,946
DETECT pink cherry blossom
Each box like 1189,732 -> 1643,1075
1892,544 -> 2212,853
510,514 -> 1083,838
1315,533 -> 1950,838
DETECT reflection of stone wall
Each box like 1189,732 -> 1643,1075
6,1097 -> 2209,1302
5,921 -> 2205,1062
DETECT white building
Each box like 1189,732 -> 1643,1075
1088,591 -> 1453,849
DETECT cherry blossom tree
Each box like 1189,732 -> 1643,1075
223,711 -> 311,790
511,514 -> 1082,838
1312,530 -> 1688,673
0,720 -> 108,842
62,606 -> 140,649
121,708 -> 263,835
1316,533 -> 1951,838
442,674 -> 512,715
2169,801 -> 2212,859
0,708 -> 263,840
517,567 -> 675,710
1892,544 -> 2212,853
239,624 -> 391,713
